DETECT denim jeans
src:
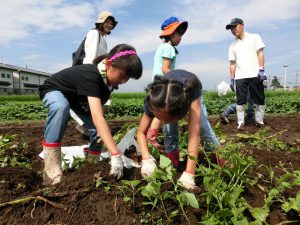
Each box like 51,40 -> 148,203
163,97 -> 220,153
42,91 -> 102,151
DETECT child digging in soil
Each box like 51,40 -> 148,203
137,69 -> 220,191
39,44 -> 143,186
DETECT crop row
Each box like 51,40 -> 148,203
0,91 -> 299,121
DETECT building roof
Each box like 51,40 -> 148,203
0,63 -> 51,77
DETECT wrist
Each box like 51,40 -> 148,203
111,151 -> 121,156
142,153 -> 152,160
184,170 -> 195,175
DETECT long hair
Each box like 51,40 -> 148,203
93,44 -> 143,80
146,71 -> 201,119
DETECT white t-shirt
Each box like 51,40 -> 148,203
83,29 -> 107,64
228,32 -> 265,79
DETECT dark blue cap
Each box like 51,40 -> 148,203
226,18 -> 244,30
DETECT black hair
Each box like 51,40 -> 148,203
161,22 -> 187,42
145,74 -> 200,119
95,17 -> 117,35
93,44 -> 143,80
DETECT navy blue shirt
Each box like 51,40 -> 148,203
144,69 -> 202,117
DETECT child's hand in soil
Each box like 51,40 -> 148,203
141,156 -> 157,177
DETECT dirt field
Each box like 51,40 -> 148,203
0,114 -> 299,225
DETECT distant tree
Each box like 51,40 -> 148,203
271,76 -> 283,88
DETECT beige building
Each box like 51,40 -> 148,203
0,63 -> 50,95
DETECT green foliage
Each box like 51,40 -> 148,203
235,128 -> 288,151
0,102 -> 47,120
0,135 -> 31,168
95,179 -> 111,192
282,192 -> 300,215
199,144 -> 255,224
118,179 -> 141,208
0,91 -> 299,121
0,95 -> 39,102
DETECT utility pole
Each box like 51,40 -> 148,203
283,63 -> 290,91
296,70 -> 300,86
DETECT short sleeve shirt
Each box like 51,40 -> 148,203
228,32 -> 265,79
38,64 -> 111,110
144,69 -> 202,117
152,43 -> 176,80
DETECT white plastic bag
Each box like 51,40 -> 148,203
39,127 -> 141,169
217,81 -> 230,96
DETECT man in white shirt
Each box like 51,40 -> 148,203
226,18 -> 267,130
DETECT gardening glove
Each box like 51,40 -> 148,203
230,79 -> 235,92
141,156 -> 157,177
109,152 -> 123,179
178,171 -> 196,190
146,129 -> 161,148
258,68 -> 268,87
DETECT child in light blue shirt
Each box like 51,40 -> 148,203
148,17 -> 188,147
152,43 -> 176,79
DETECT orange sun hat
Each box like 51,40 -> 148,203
159,17 -> 188,38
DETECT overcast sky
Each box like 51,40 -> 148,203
1,0 -> 300,92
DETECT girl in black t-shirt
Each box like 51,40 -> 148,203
137,70 -> 219,191
39,44 -> 142,186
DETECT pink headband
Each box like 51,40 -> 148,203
109,50 -> 137,62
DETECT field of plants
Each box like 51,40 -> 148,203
0,91 -> 299,120
0,91 -> 299,225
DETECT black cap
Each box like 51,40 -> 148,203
226,18 -> 243,30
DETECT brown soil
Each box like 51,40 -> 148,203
0,115 -> 299,225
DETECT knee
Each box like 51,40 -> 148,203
50,102 -> 70,117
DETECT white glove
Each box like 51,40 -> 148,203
178,171 -> 196,190
109,153 -> 123,179
141,157 -> 157,178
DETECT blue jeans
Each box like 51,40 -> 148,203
163,97 -> 220,153
42,91 -> 102,151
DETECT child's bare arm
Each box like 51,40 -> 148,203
185,98 -> 201,174
87,96 -> 119,154
137,113 -> 153,159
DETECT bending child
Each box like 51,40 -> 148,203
137,69 -> 219,190
39,44 -> 143,185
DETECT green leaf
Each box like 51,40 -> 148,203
161,191 -> 173,200
281,192 -> 300,213
160,155 -> 171,168
140,181 -> 161,199
177,191 -> 199,208
169,210 -> 179,219
123,196 -> 131,202
121,179 -> 140,187
251,207 -> 269,222
231,218 -> 249,225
